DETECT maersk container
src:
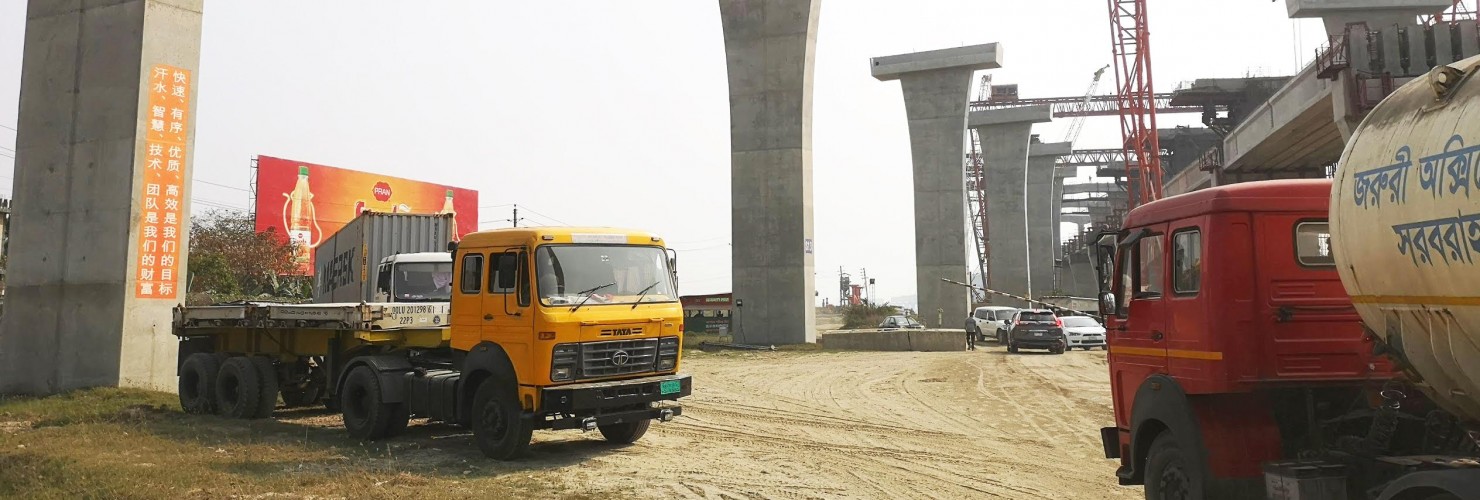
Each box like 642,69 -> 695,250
1330,53 -> 1480,424
313,212 -> 454,304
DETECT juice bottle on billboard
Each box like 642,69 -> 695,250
282,165 -> 321,265
439,190 -> 460,241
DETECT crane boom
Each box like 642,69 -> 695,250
1107,0 -> 1163,210
1063,65 -> 1111,146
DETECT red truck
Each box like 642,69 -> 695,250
1093,58 -> 1480,499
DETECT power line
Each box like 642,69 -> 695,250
516,205 -> 569,226
0,124 -> 14,132
194,178 -> 251,192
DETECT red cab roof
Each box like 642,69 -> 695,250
1122,179 -> 1333,228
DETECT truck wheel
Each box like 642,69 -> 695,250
282,368 -> 326,408
249,357 -> 279,419
1144,433 -> 1202,500
599,418 -> 652,444
341,366 -> 400,440
471,379 -> 532,460
215,357 -> 265,419
179,353 -> 222,415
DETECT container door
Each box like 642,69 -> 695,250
482,248 -> 534,379
1109,225 -> 1170,426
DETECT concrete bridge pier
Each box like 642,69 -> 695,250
967,106 -> 1052,307
871,43 -> 1003,327
1028,141 -> 1071,294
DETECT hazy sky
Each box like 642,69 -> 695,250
0,1 -> 1326,304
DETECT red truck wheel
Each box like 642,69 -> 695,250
1144,433 -> 1202,500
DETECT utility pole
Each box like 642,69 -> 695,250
512,204 -> 519,227
861,268 -> 869,306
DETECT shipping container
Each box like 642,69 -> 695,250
313,212 -> 453,303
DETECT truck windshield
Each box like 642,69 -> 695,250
393,262 -> 454,302
536,245 -> 676,307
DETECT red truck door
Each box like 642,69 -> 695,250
1110,225 -> 1171,424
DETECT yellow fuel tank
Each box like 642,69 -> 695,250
1331,54 -> 1480,423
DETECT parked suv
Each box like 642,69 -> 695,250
1004,309 -> 1066,354
971,306 -> 1018,343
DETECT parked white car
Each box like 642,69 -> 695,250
971,306 -> 1019,342
1060,315 -> 1107,350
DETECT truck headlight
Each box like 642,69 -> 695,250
551,344 -> 578,381
657,336 -> 679,371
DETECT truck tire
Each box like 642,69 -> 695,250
341,366 -> 401,440
598,418 -> 651,444
471,379 -> 532,460
179,353 -> 222,415
1144,433 -> 1204,500
282,368 -> 326,409
249,357 -> 279,419
215,357 -> 266,419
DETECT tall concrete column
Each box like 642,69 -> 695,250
719,0 -> 820,344
1052,167 -> 1073,262
1027,141 -> 1070,294
1,0 -> 203,394
968,106 -> 1051,307
871,43 -> 1003,327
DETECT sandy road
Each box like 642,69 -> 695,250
263,344 -> 1134,498
507,346 -> 1138,499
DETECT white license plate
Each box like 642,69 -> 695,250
1033,331 -> 1043,337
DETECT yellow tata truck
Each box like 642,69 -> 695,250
173,227 -> 691,459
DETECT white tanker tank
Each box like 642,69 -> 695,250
1331,54 -> 1480,425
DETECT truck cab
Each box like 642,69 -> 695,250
1092,180 -> 1395,498
439,227 -> 689,458
372,252 -> 453,303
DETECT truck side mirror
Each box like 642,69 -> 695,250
1099,292 -> 1116,317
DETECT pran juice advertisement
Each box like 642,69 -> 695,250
254,155 -> 479,274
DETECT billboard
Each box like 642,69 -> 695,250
254,155 -> 478,274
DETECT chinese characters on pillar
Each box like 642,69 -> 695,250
135,64 -> 191,299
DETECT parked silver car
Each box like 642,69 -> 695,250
879,315 -> 924,330
1061,315 -> 1107,350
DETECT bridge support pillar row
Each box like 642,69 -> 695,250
968,106 -> 1052,308
872,43 -> 1004,327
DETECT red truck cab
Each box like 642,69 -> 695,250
1093,180 -> 1395,499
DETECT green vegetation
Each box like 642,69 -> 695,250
841,303 -> 901,329
188,210 -> 309,305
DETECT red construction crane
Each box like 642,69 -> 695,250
1107,0 -> 1162,209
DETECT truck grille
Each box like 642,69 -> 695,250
579,339 -> 658,378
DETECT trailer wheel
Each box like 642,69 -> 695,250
179,353 -> 222,415
215,357 -> 265,419
248,357 -> 280,419
341,366 -> 399,440
599,418 -> 651,444
1144,433 -> 1201,500
471,379 -> 532,460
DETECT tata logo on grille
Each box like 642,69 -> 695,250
610,350 -> 631,366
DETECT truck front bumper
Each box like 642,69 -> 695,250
539,373 -> 691,415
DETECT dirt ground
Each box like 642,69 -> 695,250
1,344 -> 1136,499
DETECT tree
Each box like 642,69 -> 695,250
188,210 -> 301,303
